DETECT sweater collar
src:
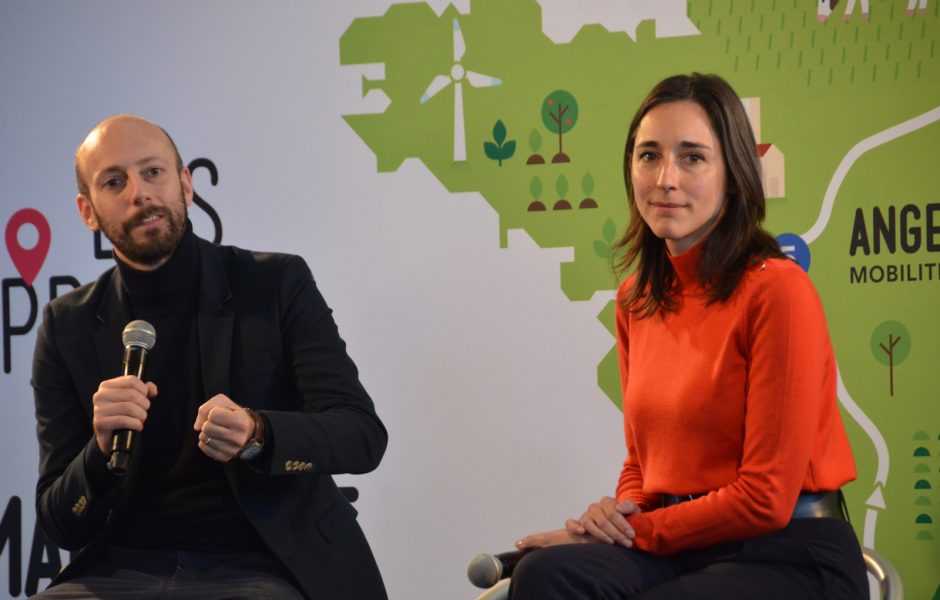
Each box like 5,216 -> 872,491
667,241 -> 704,290
116,219 -> 200,315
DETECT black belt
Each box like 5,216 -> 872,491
661,490 -> 846,520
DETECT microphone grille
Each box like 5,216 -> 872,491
122,320 -> 156,351
466,553 -> 502,589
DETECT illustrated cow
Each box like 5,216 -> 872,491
818,0 -> 929,21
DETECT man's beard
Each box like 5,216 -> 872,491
96,190 -> 188,268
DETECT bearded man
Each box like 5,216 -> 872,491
31,115 -> 388,599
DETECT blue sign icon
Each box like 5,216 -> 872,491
776,233 -> 810,272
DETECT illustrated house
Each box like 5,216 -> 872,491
741,97 -> 786,199
758,143 -> 785,199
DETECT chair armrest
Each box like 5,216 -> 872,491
862,546 -> 903,600
473,578 -> 511,600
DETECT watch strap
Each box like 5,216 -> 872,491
238,408 -> 266,460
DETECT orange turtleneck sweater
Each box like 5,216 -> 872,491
616,244 -> 856,556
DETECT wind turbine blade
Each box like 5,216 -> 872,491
466,71 -> 502,88
453,18 -> 466,62
453,81 -> 466,162
420,74 -> 452,103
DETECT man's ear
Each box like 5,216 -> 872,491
180,167 -> 194,207
76,195 -> 100,232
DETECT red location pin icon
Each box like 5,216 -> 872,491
5,208 -> 51,287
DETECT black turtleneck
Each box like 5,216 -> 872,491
110,221 -> 264,553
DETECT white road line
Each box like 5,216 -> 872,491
837,365 -> 889,486
837,364 -> 889,550
864,507 -> 879,550
803,106 -> 940,244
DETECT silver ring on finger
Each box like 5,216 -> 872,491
206,437 -> 214,447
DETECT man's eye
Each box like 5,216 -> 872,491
147,167 -> 163,177
104,178 -> 121,188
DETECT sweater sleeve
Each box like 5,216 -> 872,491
249,254 -> 387,477
623,262 -> 841,555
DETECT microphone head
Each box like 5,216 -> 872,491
466,553 -> 503,589
122,320 -> 156,351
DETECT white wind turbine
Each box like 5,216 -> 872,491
419,18 -> 502,162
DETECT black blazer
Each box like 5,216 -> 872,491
32,236 -> 388,599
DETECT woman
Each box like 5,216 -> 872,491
511,74 -> 867,599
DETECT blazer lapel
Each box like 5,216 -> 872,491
196,239 -> 234,400
89,268 -> 143,487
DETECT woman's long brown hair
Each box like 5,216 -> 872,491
614,73 -> 785,317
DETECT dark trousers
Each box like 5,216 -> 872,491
510,518 -> 868,600
29,546 -> 304,600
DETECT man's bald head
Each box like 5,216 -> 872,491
75,114 -> 184,201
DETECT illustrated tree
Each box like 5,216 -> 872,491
870,320 -> 912,396
528,175 -> 545,212
541,90 -> 579,163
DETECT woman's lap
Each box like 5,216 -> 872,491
510,519 -> 867,600
510,543 -> 678,600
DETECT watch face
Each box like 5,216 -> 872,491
239,441 -> 262,461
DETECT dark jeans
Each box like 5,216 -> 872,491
29,546 -> 304,600
510,518 -> 868,599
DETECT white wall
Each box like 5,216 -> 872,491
0,2 -> 625,598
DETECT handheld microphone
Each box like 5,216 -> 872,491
466,548 -> 534,589
108,320 -> 156,475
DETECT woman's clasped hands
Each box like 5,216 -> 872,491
515,497 -> 641,550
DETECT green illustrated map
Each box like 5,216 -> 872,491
341,0 -> 940,595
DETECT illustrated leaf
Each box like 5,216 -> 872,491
530,176 -> 543,200
593,240 -> 611,259
484,141 -> 500,160
529,129 -> 542,152
602,218 -> 616,244
555,174 -> 569,197
493,120 -> 507,145
582,172 -> 595,196
500,140 -> 516,159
